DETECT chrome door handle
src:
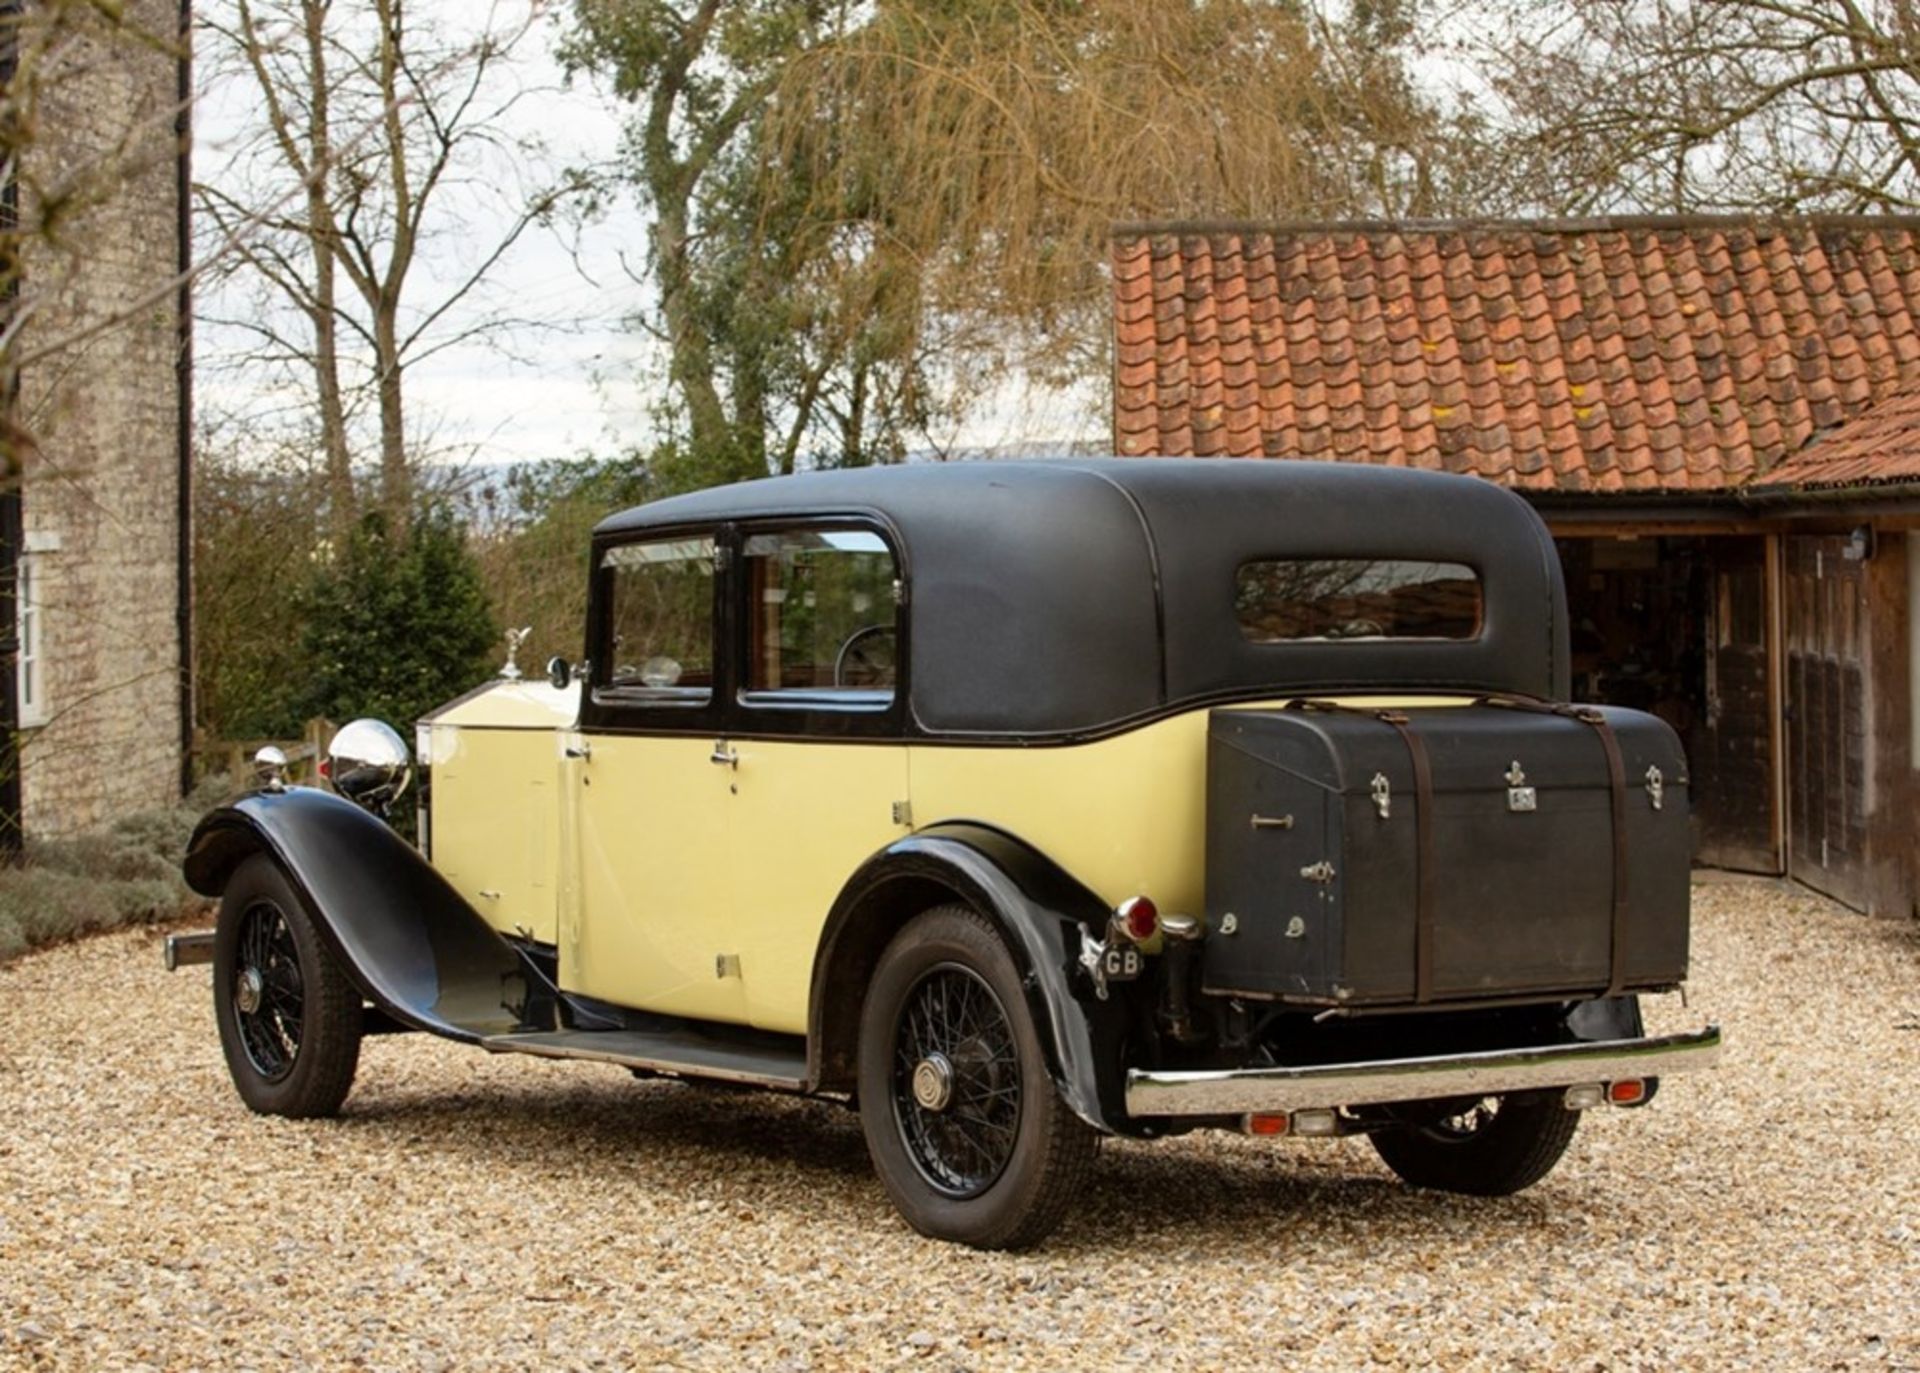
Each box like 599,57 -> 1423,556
710,742 -> 738,768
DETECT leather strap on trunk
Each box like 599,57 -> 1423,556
1376,712 -> 1438,1003
1482,697 -> 1631,998
1291,701 -> 1438,1003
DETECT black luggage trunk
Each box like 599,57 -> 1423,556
1202,702 -> 1691,1007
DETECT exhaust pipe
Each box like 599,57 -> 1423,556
163,931 -> 214,971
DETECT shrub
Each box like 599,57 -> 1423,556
0,786 -> 220,963
297,510 -> 501,729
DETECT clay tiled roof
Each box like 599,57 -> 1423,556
1111,217 -> 1920,493
1765,387 -> 1920,487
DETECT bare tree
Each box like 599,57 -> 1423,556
1459,0 -> 1920,215
198,0 -> 588,534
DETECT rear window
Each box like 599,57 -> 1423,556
1235,559 -> 1481,642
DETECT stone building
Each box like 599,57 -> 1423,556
1112,216 -> 1920,917
4,0 -> 191,840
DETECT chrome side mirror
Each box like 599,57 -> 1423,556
326,719 -> 413,814
546,655 -> 572,690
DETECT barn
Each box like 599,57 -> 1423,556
1111,216 -> 1919,916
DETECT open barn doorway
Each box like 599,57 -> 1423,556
1555,534 -> 1782,875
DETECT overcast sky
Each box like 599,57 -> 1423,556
193,6 -> 1103,474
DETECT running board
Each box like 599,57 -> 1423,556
480,1027 -> 809,1091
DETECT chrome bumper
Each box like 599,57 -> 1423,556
163,931 -> 215,972
1124,1025 -> 1722,1118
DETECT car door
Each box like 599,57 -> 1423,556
724,526 -> 911,1034
564,531 -> 750,1024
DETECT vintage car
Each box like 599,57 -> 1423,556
171,459 -> 1721,1249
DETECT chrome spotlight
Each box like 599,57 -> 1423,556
326,719 -> 413,813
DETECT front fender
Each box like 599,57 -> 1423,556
184,787 -> 530,1042
810,823 -> 1144,1136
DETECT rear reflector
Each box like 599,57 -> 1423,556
1289,1109 -> 1340,1138
1608,1079 -> 1648,1105
1116,896 -> 1159,943
1243,1110 -> 1349,1137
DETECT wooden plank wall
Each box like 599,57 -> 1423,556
1785,537 -> 1872,909
1785,528 -> 1916,917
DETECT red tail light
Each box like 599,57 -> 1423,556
1609,1079 -> 1647,1105
1116,896 -> 1159,942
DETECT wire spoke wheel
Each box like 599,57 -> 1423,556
231,900 -> 306,1082
891,964 -> 1023,1199
1370,1089 -> 1580,1196
858,904 -> 1097,1248
214,854 -> 362,1119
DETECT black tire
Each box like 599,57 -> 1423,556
1369,1091 -> 1580,1196
857,904 -> 1098,1249
213,853 -> 362,1118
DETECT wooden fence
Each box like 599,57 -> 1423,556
191,719 -> 336,791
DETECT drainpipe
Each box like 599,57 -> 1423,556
175,0 -> 193,799
0,0 -> 25,861
1911,538 -> 1920,774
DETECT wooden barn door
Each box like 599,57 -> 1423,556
1785,536 -> 1872,909
1694,537 -> 1780,873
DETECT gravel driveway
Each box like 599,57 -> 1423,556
1,879 -> 1915,1370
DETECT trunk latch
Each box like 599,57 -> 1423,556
1370,772 -> 1391,819
1645,764 -> 1665,810
1299,861 -> 1336,884
1505,760 -> 1537,813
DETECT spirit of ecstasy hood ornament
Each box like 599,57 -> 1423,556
499,626 -> 532,681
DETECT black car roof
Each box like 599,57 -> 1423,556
596,459 -> 1569,736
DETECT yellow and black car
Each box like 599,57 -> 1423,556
173,459 -> 1721,1249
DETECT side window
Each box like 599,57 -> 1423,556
741,529 -> 897,704
599,536 -> 716,703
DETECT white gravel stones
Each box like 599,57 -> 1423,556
1,879 -> 1914,1369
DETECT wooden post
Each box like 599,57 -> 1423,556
1865,530 -> 1915,916
306,718 -> 328,786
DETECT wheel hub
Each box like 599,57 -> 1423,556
912,1053 -> 955,1112
234,966 -> 265,1016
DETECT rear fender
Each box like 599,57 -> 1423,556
184,787 -> 533,1042
809,823 -> 1144,1136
